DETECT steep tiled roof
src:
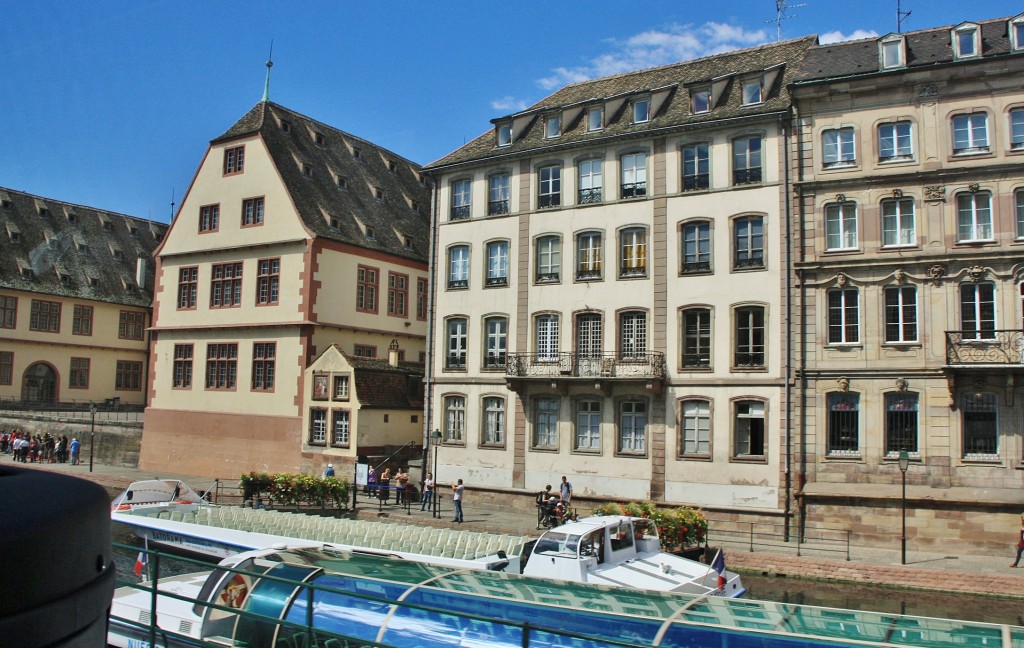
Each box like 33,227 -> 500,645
214,102 -> 431,265
426,36 -> 817,170
0,187 -> 166,307
346,354 -> 424,410
795,16 -> 1020,83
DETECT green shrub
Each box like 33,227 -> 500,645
593,501 -> 708,551
239,471 -> 349,509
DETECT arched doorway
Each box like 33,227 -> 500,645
21,362 -> 57,402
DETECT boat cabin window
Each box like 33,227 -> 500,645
609,522 -> 635,552
580,529 -> 605,563
633,518 -> 658,540
532,531 -> 582,556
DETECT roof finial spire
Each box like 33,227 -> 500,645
170,188 -> 176,221
261,40 -> 274,103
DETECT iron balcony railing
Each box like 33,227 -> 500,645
946,329 -> 1024,365
683,174 -> 710,191
487,199 -> 509,215
578,187 -> 602,204
450,205 -> 471,220
620,182 -> 647,199
506,352 -> 665,380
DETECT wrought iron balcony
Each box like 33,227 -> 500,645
946,329 -> 1024,365
733,168 -> 762,186
506,352 -> 665,381
488,200 -> 509,216
683,174 -> 710,191
538,193 -> 561,209
620,182 -> 647,199
450,205 -> 470,221
578,188 -> 602,204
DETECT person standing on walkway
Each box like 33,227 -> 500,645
69,437 -> 81,465
452,478 -> 464,523
560,475 -> 573,505
1011,513 -> 1024,567
420,472 -> 434,511
323,463 -> 335,478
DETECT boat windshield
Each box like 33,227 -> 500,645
532,531 -> 583,556
633,518 -> 658,540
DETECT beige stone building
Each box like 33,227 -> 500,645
141,101 -> 431,478
423,38 -> 815,513
0,187 -> 164,407
790,14 -> 1024,547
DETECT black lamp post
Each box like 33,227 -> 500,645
89,402 -> 96,473
898,449 -> 909,565
431,429 -> 441,519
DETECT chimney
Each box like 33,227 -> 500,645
388,339 -> 400,367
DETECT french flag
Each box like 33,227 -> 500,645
711,549 -> 727,590
133,550 -> 148,577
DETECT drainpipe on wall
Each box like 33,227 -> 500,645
792,98 -> 809,543
420,175 -> 440,488
782,113 -> 794,543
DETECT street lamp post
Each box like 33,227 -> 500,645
89,402 -> 97,473
431,429 -> 441,519
898,449 -> 909,565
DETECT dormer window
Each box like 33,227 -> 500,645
880,36 -> 905,68
496,123 -> 512,147
129,226 -> 138,237
632,98 -> 650,124
404,236 -> 414,251
691,88 -> 710,114
103,220 -> 113,231
365,227 -> 375,240
411,201 -> 421,214
1012,15 -> 1024,51
21,267 -> 33,279
352,147 -> 362,160
314,132 -> 325,146
67,212 -> 77,223
336,175 -> 348,189
953,24 -> 980,59
373,187 -> 384,200
586,107 -> 604,131
544,114 -> 561,139
280,120 -> 292,133
302,163 -> 313,177
330,217 -> 340,230
38,207 -> 50,217
741,79 -> 762,106
387,160 -> 397,173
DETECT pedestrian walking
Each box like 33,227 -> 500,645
420,472 -> 435,511
323,463 -> 335,478
560,475 -> 573,505
452,478 -> 464,523
1011,513 -> 1024,567
70,437 -> 81,465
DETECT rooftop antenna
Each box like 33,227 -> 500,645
261,40 -> 274,103
169,188 -> 176,221
771,0 -> 805,41
896,0 -> 911,33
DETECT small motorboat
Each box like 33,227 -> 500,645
110,479 -> 212,515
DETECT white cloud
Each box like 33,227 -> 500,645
537,21 -> 771,90
819,29 -> 879,45
490,96 -> 530,112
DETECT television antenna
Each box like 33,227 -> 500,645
896,0 -> 911,33
771,0 -> 805,41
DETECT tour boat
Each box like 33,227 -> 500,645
110,479 -> 213,515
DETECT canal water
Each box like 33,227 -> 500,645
111,524 -> 1024,627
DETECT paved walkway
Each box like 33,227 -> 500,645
13,459 -> 1024,599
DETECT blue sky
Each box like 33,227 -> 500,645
1,0 -> 1020,223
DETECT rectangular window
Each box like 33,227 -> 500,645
741,79 -> 762,105
333,375 -> 349,400
0,351 -> 12,385
0,295 -> 16,329
223,145 -> 245,175
451,179 -> 471,220
210,262 -> 243,308
878,122 -> 913,161
632,99 -> 650,123
486,241 -> 508,287
536,236 -> 561,283
178,267 -> 198,309
884,286 -> 918,343
173,344 -> 193,388
691,89 -> 710,114
885,392 -> 918,454
251,342 -> 276,391
682,222 -> 711,273
953,113 -> 989,154
828,288 -> 860,344
119,311 -> 145,340
822,128 -> 856,167
587,107 -> 604,131
576,232 -> 603,280
575,400 -> 601,451
620,228 -> 647,278
29,300 -> 60,333
488,174 -> 510,215
72,304 -> 93,336
446,318 -> 467,369
205,343 -> 238,389
962,393 -> 997,456
619,400 -> 647,454
484,317 -> 507,368
961,282 -> 995,340
256,258 -> 280,305
620,312 -> 647,360
825,202 -> 858,250
1011,109 -> 1024,151
242,197 -> 264,226
682,309 -> 711,368
533,398 -> 559,447
682,143 -> 709,191
733,136 -> 762,185
332,410 -> 350,447
483,397 -> 505,446
353,344 -> 376,358
576,314 -> 602,358
199,204 -> 220,232
309,409 -> 327,445
620,153 -> 647,199
881,198 -> 915,247
356,265 -> 378,312
955,27 -> 978,58
448,246 -> 469,289
957,192 -> 992,241
578,159 -> 603,204
734,216 -> 764,269
115,360 -> 143,391
1017,190 -> 1024,239
69,357 -> 89,389
535,314 -> 560,361
416,277 -> 428,320
681,400 -> 710,456
387,272 -> 408,316
735,307 -> 765,368
734,401 -> 765,457
445,395 -> 466,443
538,166 -> 561,208
827,393 -> 860,455
496,124 -> 512,147
544,114 -> 561,138
881,39 -> 904,68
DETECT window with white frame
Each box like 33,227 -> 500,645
878,121 -> 913,162
632,98 -> 650,124
445,318 -> 467,369
620,311 -> 647,360
497,123 -> 512,147
448,245 -> 470,289
578,159 -> 603,204
576,231 -> 603,280
691,88 -> 710,114
575,400 -> 601,451
881,197 -> 916,247
734,306 -> 765,368
952,25 -> 980,59
1016,189 -> 1024,239
682,221 -> 711,273
952,113 -> 989,155
482,396 -> 505,446
956,192 -> 993,242
734,216 -> 764,269
880,37 -> 905,68
962,392 -> 997,457
884,285 -> 918,343
536,235 -> 561,283
828,288 -> 860,344
309,409 -> 327,444
620,153 -> 647,198
332,410 -> 350,447
827,393 -> 860,455
619,227 -> 647,278
451,179 -> 471,220
486,240 -> 509,287
587,107 -> 604,131
618,400 -> 647,454
544,114 -> 561,139
533,398 -> 559,447
682,308 -> 712,368
823,128 -> 856,168
734,401 -> 765,457
682,143 -> 709,191
576,313 -> 602,358
960,282 -> 995,340
733,136 -> 762,185
535,314 -> 560,361
444,395 -> 465,443
741,79 -> 762,105
538,165 -> 561,208
488,174 -> 510,215
885,392 -> 918,454
680,400 -> 711,456
1012,15 -> 1024,51
483,316 -> 507,368
825,202 -> 858,250
1010,109 -> 1024,151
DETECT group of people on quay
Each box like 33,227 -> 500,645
1,429 -> 80,465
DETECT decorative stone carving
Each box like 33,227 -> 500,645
967,265 -> 986,282
835,193 -> 846,203
891,188 -> 903,199
923,186 -> 945,201
895,377 -> 908,392
837,376 -> 850,392
968,182 -> 981,193
836,274 -> 847,287
893,268 -> 905,284
926,264 -> 947,284
918,85 -> 939,98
